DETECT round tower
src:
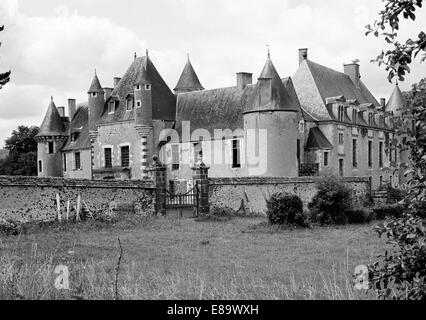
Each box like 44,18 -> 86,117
243,53 -> 300,177
87,70 -> 105,133
36,97 -> 67,177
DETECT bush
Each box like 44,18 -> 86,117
308,175 -> 352,225
345,208 -> 375,224
373,204 -> 405,220
386,185 -> 407,204
266,192 -> 304,226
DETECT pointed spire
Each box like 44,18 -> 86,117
174,55 -> 204,93
386,83 -> 406,116
37,98 -> 66,137
87,70 -> 104,93
134,52 -> 137,60
267,44 -> 271,60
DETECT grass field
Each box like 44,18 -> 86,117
0,215 -> 387,300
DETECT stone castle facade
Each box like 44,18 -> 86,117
36,48 -> 412,190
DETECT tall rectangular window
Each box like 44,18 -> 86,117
339,159 -> 344,177
324,152 -> 329,167
368,141 -> 373,167
48,141 -> 54,154
389,146 -> 393,162
121,146 -> 130,168
232,139 -> 241,168
63,154 -> 67,172
352,139 -> 357,168
297,139 -> 301,168
338,106 -> 344,122
379,142 -> 383,168
171,144 -> 180,171
38,160 -> 42,173
104,148 -> 112,168
193,143 -> 202,164
75,152 -> 81,170
338,133 -> 344,145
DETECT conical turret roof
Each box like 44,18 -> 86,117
174,55 -> 204,92
37,98 -> 66,137
87,71 -> 104,93
386,83 -> 406,116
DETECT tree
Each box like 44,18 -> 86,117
0,25 -> 11,89
366,0 -> 426,82
0,126 -> 39,176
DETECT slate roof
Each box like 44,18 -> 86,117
62,103 -> 91,151
98,56 -> 176,124
386,84 -> 406,116
174,57 -> 204,92
293,59 -> 380,121
37,99 -> 67,137
88,73 -> 104,93
246,56 -> 300,113
306,127 -> 333,150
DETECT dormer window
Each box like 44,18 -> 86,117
126,99 -> 134,111
108,101 -> 116,114
352,109 -> 357,124
136,100 -> 142,108
71,132 -> 80,143
338,106 -> 344,122
368,112 -> 374,126
135,85 -> 141,91
145,84 -> 151,91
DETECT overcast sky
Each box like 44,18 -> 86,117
0,0 -> 425,148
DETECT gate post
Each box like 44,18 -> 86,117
191,153 -> 210,216
150,155 -> 167,216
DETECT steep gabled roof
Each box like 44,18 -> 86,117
62,103 -> 91,151
386,84 -> 406,116
293,59 -> 380,121
88,72 -> 104,93
306,127 -> 333,150
98,55 -> 176,124
174,56 -> 204,92
37,99 -> 67,137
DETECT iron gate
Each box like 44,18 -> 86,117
165,182 -> 200,217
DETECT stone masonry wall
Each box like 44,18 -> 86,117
0,176 -> 155,223
209,176 -> 370,215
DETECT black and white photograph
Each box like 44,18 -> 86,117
0,0 -> 425,310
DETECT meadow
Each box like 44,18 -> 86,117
0,215 -> 387,300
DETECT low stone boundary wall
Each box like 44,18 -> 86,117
209,176 -> 370,215
0,176 -> 155,223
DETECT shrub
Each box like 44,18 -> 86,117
266,192 -> 304,226
373,204 -> 405,220
308,175 -> 352,225
345,208 -> 375,224
386,185 -> 407,204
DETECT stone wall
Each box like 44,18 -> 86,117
209,176 -> 370,215
0,176 -> 155,223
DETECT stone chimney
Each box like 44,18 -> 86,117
344,62 -> 361,88
114,77 -> 121,88
57,106 -> 65,117
236,72 -> 252,90
381,98 -> 386,109
68,99 -> 76,121
104,87 -> 113,100
299,48 -> 308,65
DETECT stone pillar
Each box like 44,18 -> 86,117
149,155 -> 167,216
136,126 -> 153,179
191,153 -> 210,215
89,132 -> 98,180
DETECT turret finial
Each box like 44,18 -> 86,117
187,53 -> 190,61
51,96 -> 53,101
267,44 -> 270,59
95,68 -> 97,76
146,49 -> 149,57
134,52 -> 137,60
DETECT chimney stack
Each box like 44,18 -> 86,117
57,106 -> 65,117
380,98 -> 386,109
104,87 -> 113,100
68,99 -> 76,121
344,62 -> 361,88
236,72 -> 253,90
114,77 -> 121,88
299,48 -> 308,65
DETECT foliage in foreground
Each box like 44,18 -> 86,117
266,192 -> 308,227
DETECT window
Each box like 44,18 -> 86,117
297,139 -> 301,167
91,93 -> 97,98
352,139 -> 358,168
145,84 -> 151,91
368,141 -> 373,167
63,154 -> 67,172
379,115 -> 384,127
338,106 -> 344,122
171,144 -> 180,171
324,152 -> 329,167
121,146 -> 130,168
395,148 -> 398,162
38,160 -> 42,173
193,143 -> 202,163
368,112 -> 374,126
352,109 -> 357,124
71,132 -> 79,143
74,152 -> 81,170
389,146 -> 393,162
339,159 -> 344,177
135,85 -> 141,90
379,176 -> 383,189
339,133 -> 344,145
390,176 -> 393,187
48,141 -> 54,154
232,139 -> 241,168
136,100 -> 142,108
104,148 -> 112,168
169,180 -> 175,195
108,101 -> 116,114
379,142 -> 383,168
126,99 -> 134,111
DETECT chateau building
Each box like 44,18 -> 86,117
36,49 -> 411,190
